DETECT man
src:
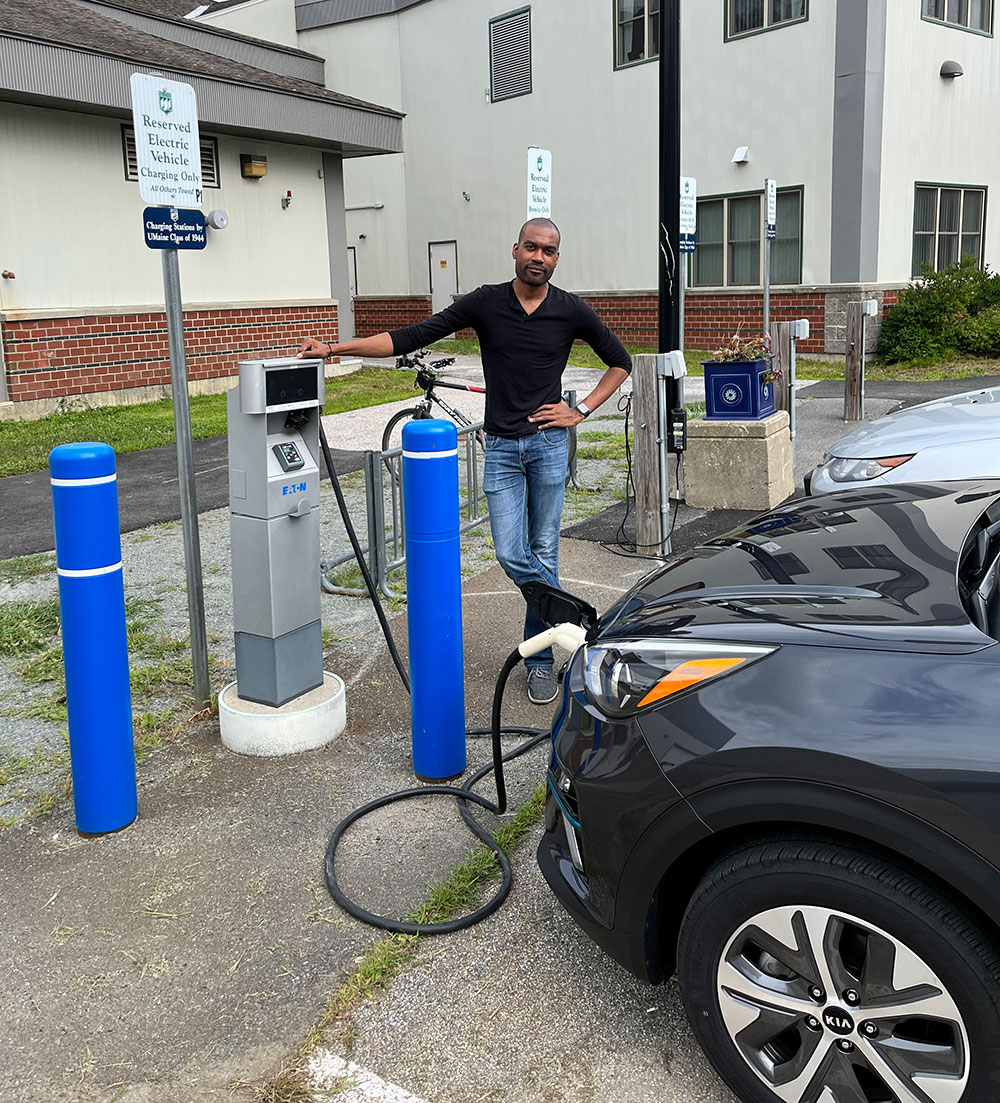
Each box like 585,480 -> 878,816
298,218 -> 631,704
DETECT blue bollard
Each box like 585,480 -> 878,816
49,442 -> 137,833
401,420 -> 467,781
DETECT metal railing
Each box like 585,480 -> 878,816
321,393 -> 581,602
322,418 -> 489,600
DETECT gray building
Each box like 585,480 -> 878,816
199,0 -> 999,355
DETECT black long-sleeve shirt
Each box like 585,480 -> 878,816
389,281 -> 632,437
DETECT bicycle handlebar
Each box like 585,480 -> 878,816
395,348 -> 455,373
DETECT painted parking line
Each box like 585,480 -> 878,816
308,1052 -> 430,1103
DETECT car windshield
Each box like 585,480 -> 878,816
959,498 -> 1000,639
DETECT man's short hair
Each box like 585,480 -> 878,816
517,217 -> 560,245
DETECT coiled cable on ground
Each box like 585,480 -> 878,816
317,418 -> 549,935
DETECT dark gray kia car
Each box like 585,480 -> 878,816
538,480 -> 1000,1103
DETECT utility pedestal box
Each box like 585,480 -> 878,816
227,357 -> 325,706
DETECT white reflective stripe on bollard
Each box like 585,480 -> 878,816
56,562 -> 123,578
49,474 -> 118,487
401,448 -> 459,459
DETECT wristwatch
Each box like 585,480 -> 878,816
574,400 -> 592,419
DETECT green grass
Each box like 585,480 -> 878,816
0,553 -> 56,586
0,599 -> 61,658
0,369 -> 419,478
433,339 -> 1000,384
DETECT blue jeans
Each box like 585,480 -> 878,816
483,427 -> 568,670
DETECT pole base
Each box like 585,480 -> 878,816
413,769 -> 465,784
219,671 -> 346,757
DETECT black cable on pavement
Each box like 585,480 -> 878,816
317,414 -> 549,935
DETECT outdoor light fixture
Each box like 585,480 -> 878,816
940,60 -> 964,79
462,191 -> 471,202
240,153 -> 267,179
731,146 -> 750,164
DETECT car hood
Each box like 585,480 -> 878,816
826,386 -> 1000,459
598,481 -> 1000,650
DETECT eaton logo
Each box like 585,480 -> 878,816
282,482 -> 307,496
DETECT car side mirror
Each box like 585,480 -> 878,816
521,581 -> 598,632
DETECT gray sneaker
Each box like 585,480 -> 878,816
527,666 -> 558,705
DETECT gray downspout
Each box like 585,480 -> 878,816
831,0 -> 887,284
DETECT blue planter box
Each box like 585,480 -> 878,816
702,359 -> 777,420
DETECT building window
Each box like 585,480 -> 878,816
615,0 -> 660,67
693,187 -> 803,286
121,125 -> 220,187
912,185 -> 986,275
921,0 -> 992,34
726,0 -> 808,39
490,8 -> 532,102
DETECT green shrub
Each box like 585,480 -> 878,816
963,302 -> 1000,358
879,256 -> 1000,363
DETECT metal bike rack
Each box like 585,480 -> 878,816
321,418 -> 490,600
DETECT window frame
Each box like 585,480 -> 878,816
911,181 -> 988,277
489,6 -> 532,103
920,0 -> 994,37
691,185 -> 804,288
613,0 -> 660,70
121,124 -> 221,188
724,0 -> 809,42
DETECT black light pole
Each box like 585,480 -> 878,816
658,0 -> 681,353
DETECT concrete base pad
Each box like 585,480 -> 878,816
218,671 -> 346,756
684,410 -> 794,511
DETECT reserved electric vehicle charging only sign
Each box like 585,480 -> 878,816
129,73 -> 203,208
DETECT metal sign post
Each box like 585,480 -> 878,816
764,178 -> 776,336
131,73 -> 210,707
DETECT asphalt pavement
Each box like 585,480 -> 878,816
2,367 -> 998,1102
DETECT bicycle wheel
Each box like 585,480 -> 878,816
381,406 -> 428,456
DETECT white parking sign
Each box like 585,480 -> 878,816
129,73 -> 203,208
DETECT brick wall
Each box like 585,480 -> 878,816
353,289 -> 838,353
681,291 -> 827,354
2,304 -> 336,405
354,297 -> 432,338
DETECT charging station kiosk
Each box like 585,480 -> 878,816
219,357 -> 345,755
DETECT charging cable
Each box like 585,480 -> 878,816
317,420 -> 580,935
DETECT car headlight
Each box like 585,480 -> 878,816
583,639 -> 775,718
826,454 -> 914,482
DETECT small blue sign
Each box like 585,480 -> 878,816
766,223 -> 777,241
143,206 -> 207,250
679,233 -> 696,253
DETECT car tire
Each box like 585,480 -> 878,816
676,837 -> 1000,1103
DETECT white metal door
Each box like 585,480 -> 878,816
429,241 -> 458,316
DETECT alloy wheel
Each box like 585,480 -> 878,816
716,904 -> 970,1103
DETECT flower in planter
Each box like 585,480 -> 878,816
711,331 -> 771,364
709,331 -> 782,386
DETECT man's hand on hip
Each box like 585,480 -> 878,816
527,400 -> 584,429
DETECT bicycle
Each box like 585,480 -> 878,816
380,349 -> 487,456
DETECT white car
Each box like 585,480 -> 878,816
807,384 -> 1000,494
